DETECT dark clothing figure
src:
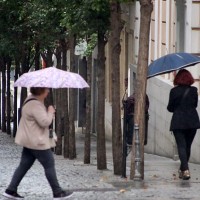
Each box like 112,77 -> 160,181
3,88 -> 73,199
8,148 -> 62,195
167,85 -> 200,131
173,129 -> 196,171
167,81 -> 200,179
167,85 -> 200,169
126,93 -> 149,145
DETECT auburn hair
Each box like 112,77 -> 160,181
173,69 -> 194,86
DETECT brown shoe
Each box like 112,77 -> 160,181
182,170 -> 190,180
178,170 -> 183,179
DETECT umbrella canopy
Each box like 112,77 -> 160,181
14,67 -> 89,88
147,53 -> 200,78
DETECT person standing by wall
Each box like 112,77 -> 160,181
167,69 -> 200,180
126,93 -> 149,153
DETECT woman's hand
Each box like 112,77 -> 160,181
48,106 -> 56,114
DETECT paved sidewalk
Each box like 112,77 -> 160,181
1,130 -> 200,200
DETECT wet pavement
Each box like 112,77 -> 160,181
1,129 -> 200,200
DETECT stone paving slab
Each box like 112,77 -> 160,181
1,130 -> 200,200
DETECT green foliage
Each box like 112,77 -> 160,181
0,0 -> 134,62
0,0 -> 67,60
61,0 -> 110,37
84,34 -> 98,57
60,0 -> 111,57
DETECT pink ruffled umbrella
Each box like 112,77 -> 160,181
14,67 -> 89,88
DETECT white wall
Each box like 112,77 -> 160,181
145,77 -> 175,158
146,77 -> 200,164
105,101 -> 112,140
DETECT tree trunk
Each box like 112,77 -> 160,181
63,88 -> 70,158
6,57 -> 11,135
42,49 -> 54,106
55,44 -> 63,155
35,42 -> 40,70
130,0 -> 153,180
20,88 -> 27,108
13,60 -> 19,137
47,48 -> 53,67
20,50 -> 30,108
0,57 -> 3,130
61,39 -> 70,159
69,35 -> 76,159
0,71 -> 1,130
84,55 -> 92,164
96,33 -> 107,170
110,1 -> 124,175
2,57 -> 7,132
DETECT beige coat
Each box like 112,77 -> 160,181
15,95 -> 54,150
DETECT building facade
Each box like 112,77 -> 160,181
103,0 -> 200,163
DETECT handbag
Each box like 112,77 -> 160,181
49,130 -> 57,148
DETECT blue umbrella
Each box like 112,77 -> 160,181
147,53 -> 200,78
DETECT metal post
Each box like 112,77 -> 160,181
134,124 -> 142,181
121,100 -> 127,178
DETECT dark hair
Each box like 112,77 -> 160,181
173,69 -> 194,86
30,87 -> 46,96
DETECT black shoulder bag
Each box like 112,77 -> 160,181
18,98 -> 37,124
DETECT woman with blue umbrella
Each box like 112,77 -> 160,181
167,69 -> 200,180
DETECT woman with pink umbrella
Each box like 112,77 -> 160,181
3,67 -> 89,199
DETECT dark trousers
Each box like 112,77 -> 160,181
126,115 -> 134,145
7,147 -> 62,195
126,113 -> 149,145
173,129 -> 197,171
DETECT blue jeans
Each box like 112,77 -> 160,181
173,129 -> 196,171
7,147 -> 62,195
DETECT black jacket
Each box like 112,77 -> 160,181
167,85 -> 200,131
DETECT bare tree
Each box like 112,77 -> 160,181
69,35 -> 76,159
55,44 -> 63,155
96,32 -> 107,170
6,57 -> 11,135
61,39 -> 70,159
130,0 -> 153,180
110,0 -> 124,175
84,55 -> 92,164
2,57 -> 6,132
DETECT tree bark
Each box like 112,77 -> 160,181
2,57 -> 7,132
35,42 -> 40,70
84,55 -> 92,164
0,57 -> 3,130
20,50 -> 30,108
110,1 -> 124,175
63,88 -> 70,158
6,57 -> 11,135
13,60 -> 19,137
55,44 -> 63,155
96,33 -> 107,170
130,0 -> 153,180
61,39 -> 70,159
69,35 -> 76,159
